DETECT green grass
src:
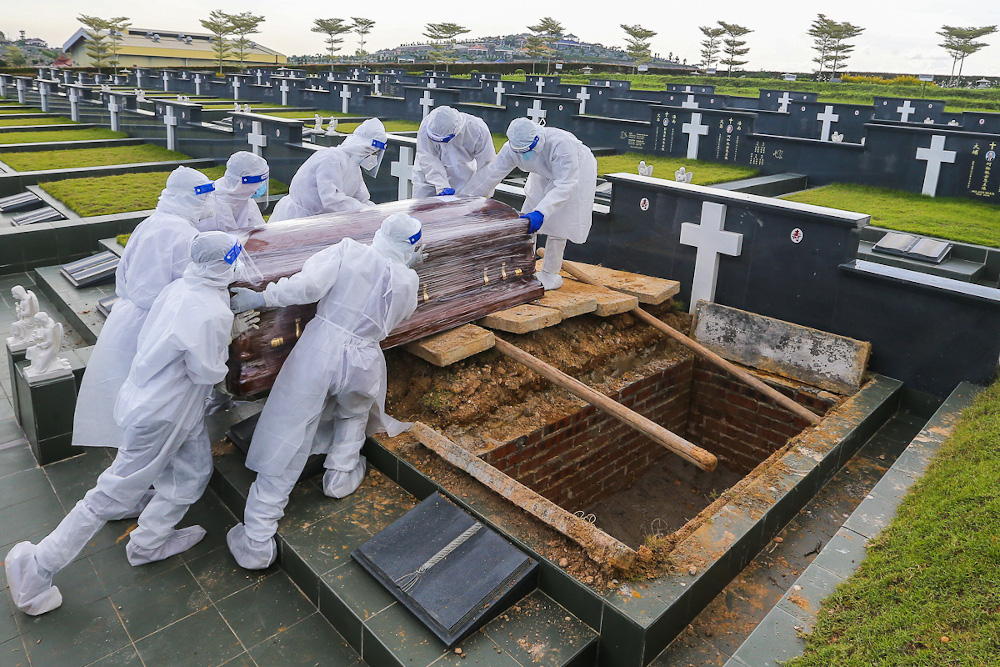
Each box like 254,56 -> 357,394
0,116 -> 74,127
0,144 -> 189,171
783,183 -> 1000,248
597,153 -> 759,185
261,109 -> 361,119
788,381 -> 1000,667
0,129 -> 126,145
491,133 -> 506,153
335,120 -> 420,134
0,107 -> 38,114
39,167 -> 289,218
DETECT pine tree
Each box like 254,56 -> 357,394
938,25 -> 997,85
229,12 -> 265,67
106,17 -> 131,73
423,23 -> 471,72
699,25 -> 725,69
621,24 -> 657,73
312,18 -> 353,68
527,17 -> 564,74
351,18 -> 376,58
717,21 -> 752,76
200,10 -> 234,74
77,15 -> 110,71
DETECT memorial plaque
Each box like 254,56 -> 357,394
353,492 -> 538,647
872,232 -> 952,264
227,197 -> 543,396
61,251 -> 119,287
12,206 -> 66,226
0,192 -> 43,213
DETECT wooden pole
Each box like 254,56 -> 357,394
540,251 -> 823,426
492,337 -> 718,471
410,422 -> 637,569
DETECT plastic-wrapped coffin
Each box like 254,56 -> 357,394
227,196 -> 543,396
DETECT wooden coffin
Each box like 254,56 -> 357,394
227,196 -> 543,396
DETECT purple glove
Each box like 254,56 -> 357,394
520,210 -> 544,233
438,188 -> 456,196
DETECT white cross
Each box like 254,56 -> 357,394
527,99 -> 547,123
108,98 -> 121,132
419,90 -> 435,119
340,84 -> 352,114
326,73 -> 336,83
162,71 -> 169,92
16,80 -> 25,105
280,81 -> 290,106
63,71 -> 70,84
256,71 -> 263,86
390,145 -> 416,200
576,87 -> 591,115
681,112 -> 709,159
194,74 -> 202,96
77,72 -> 84,84
427,79 -> 437,89
915,135 -> 956,197
68,88 -> 80,122
681,94 -> 699,109
373,75 -> 381,96
493,81 -> 506,106
777,92 -> 792,113
680,202 -> 743,313
817,105 -> 840,142
896,100 -> 915,123
232,77 -> 241,100
248,120 -> 268,157
38,82 -> 49,112
683,85 -> 693,93
136,71 -> 143,88
163,105 -> 178,151
535,78 -> 545,94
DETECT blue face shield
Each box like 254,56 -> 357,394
510,135 -> 540,160
194,182 -> 216,195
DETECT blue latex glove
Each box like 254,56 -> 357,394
230,287 -> 266,313
437,188 -> 456,196
520,210 -> 544,234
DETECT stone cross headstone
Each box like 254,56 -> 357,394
162,71 -> 170,92
38,81 -> 49,112
373,75 -> 382,96
681,112 -> 709,159
680,201 -> 743,313
108,96 -> 121,132
915,135 -> 956,197
427,79 -> 437,89
68,87 -> 81,122
817,105 -> 839,142
62,70 -> 70,84
136,70 -> 143,88
681,94 -> 699,109
248,120 -> 268,157
535,78 -> 545,94
163,105 -> 179,151
232,77 -> 241,100
493,81 -> 506,106
256,70 -> 264,86
526,99 -> 547,124
280,81 -> 290,106
77,72 -> 84,84
896,100 -> 915,123
340,84 -> 352,114
193,73 -> 203,96
576,87 -> 591,115
777,92 -> 792,113
390,145 -> 416,199
15,79 -> 26,105
683,85 -> 693,93
419,90 -> 435,119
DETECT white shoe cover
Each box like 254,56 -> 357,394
4,542 -> 62,616
536,270 -> 563,291
125,525 -> 206,566
226,523 -> 277,570
118,489 -> 156,521
322,457 -> 367,499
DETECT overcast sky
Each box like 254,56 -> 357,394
5,0 -> 999,75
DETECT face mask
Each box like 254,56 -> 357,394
252,181 -> 268,199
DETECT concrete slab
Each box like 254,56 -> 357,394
536,259 -> 680,305
557,278 -> 639,316
531,287 -> 597,318
479,304 -> 562,334
692,302 -> 871,394
404,324 -> 495,367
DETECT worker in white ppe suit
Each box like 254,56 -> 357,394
412,106 -> 496,198
460,118 -> 597,291
5,232 -> 249,616
268,118 -> 387,222
226,213 -> 423,570
198,151 -> 269,233
72,166 -> 216,454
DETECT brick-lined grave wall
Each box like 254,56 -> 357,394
686,359 -> 838,474
482,357 -> 694,512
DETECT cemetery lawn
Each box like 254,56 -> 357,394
0,107 -> 39,114
0,129 -> 127,145
40,169 -> 289,217
783,184 -> 1000,248
336,120 -> 420,134
261,110 -> 359,118
0,145 -> 188,171
0,116 -> 74,127
597,153 -> 759,185
787,380 -> 1000,667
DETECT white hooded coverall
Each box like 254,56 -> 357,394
232,236 -> 418,565
72,167 -> 213,449
412,107 -> 496,197
198,151 -> 269,233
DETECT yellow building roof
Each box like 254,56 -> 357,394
64,27 -> 286,65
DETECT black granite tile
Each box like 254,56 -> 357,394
186,547 -> 276,602
134,605 -> 244,666
249,612 -> 359,666
215,570 -> 314,650
111,564 -> 210,640
19,597 -> 130,667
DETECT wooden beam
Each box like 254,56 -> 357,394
492,337 -> 718,471
410,422 -> 637,569
542,251 -> 823,426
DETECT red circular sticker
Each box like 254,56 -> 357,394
790,228 -> 803,243
640,197 -> 650,211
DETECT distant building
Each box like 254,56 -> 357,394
63,27 -> 286,67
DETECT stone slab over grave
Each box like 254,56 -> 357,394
404,324 -> 495,367
691,301 -> 871,394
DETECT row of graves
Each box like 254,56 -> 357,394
0,67 -> 998,666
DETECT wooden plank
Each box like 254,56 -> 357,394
410,422 -> 637,569
692,302 -> 870,395
535,259 -> 679,304
556,278 -> 639,316
479,304 -> 562,334
531,288 -> 597,318
404,325 -> 495,367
